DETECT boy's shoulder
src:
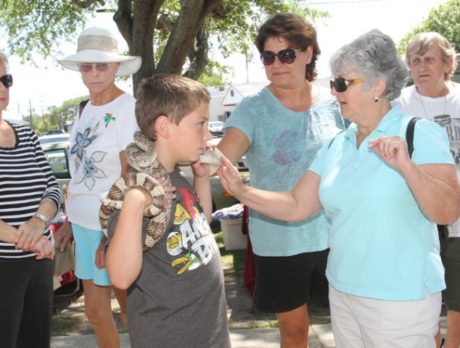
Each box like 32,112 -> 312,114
169,168 -> 193,186
168,168 -> 202,202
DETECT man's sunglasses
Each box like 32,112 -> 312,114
329,77 -> 364,92
79,63 -> 110,73
260,48 -> 297,66
0,74 -> 13,88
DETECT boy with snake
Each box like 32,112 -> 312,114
102,74 -> 230,348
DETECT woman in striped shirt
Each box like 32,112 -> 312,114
0,52 -> 62,348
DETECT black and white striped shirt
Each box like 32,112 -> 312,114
0,123 -> 62,259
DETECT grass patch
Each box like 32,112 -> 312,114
118,326 -> 128,334
309,316 -> 331,325
214,231 -> 245,274
52,315 -> 85,336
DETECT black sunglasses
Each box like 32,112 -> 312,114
0,74 -> 13,89
260,48 -> 297,66
329,77 -> 364,92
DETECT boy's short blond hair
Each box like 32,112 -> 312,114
135,74 -> 210,140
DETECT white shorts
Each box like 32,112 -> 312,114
329,285 -> 441,348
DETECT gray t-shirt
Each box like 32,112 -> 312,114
110,170 -> 230,348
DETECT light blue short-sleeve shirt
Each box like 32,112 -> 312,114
309,106 -> 452,300
225,87 -> 345,256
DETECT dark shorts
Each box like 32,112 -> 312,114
254,249 -> 329,313
442,237 -> 460,311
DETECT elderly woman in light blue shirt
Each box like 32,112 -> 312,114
218,29 -> 460,347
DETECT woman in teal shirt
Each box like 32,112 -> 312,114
218,13 -> 344,347
218,30 -> 460,347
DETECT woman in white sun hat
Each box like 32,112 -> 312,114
55,26 -> 141,348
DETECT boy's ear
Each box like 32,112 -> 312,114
155,115 -> 171,139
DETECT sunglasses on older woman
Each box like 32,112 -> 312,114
329,77 -> 364,92
0,74 -> 13,88
260,48 -> 297,66
79,63 -> 110,73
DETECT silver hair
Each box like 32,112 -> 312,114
330,29 -> 408,101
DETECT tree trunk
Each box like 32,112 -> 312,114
115,0 -> 223,94
184,26 -> 209,80
115,0 -> 165,95
156,0 -> 222,75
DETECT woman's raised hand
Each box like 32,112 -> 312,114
217,155 -> 246,198
369,136 -> 412,172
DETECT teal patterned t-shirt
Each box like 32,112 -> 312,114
225,86 -> 345,256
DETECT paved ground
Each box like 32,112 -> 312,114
51,235 -> 447,348
51,325 -> 336,347
51,275 -> 334,347
51,242 -> 334,347
51,281 -> 448,348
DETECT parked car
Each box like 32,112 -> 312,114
39,136 -> 71,188
208,121 -> 224,137
46,129 -> 65,135
39,136 -> 74,292
39,133 -> 70,145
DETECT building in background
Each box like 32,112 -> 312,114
209,82 -> 267,122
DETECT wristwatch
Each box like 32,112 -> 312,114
33,212 -> 50,227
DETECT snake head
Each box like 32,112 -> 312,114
126,132 -> 158,171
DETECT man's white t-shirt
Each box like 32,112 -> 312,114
67,93 -> 139,230
396,83 -> 460,237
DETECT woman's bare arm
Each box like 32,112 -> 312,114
218,156 -> 323,222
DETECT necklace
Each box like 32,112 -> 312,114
417,89 -> 448,119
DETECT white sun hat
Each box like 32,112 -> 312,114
57,27 -> 141,76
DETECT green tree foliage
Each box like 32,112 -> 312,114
0,0 -> 326,91
29,96 -> 88,135
1,1 -> 327,131
0,0 -> 103,62
398,0 -> 460,54
197,61 -> 231,87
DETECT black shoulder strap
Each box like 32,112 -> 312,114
78,99 -> 89,118
406,116 -> 449,236
406,117 -> 420,159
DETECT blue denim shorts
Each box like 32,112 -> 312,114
72,224 -> 111,286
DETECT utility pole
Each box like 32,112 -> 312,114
245,52 -> 249,84
245,52 -> 253,84
28,99 -> 34,129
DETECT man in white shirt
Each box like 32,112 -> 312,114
396,32 -> 460,348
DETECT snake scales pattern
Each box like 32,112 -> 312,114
99,132 -> 172,250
